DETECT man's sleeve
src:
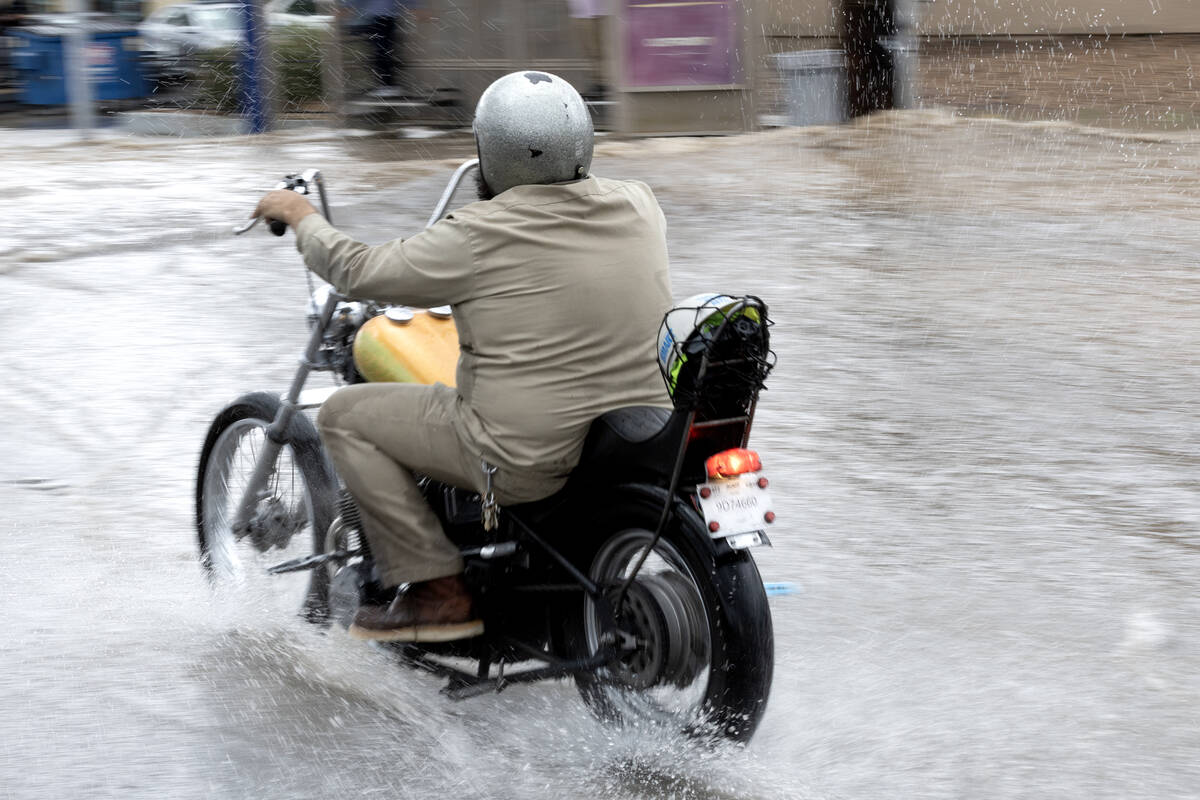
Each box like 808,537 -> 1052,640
294,214 -> 474,307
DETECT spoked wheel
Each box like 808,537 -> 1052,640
196,392 -> 338,622
562,494 -> 774,743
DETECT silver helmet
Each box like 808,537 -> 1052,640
473,71 -> 594,197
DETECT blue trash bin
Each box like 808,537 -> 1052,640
12,15 -> 147,105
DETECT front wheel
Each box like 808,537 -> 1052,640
196,392 -> 338,621
560,492 -> 774,742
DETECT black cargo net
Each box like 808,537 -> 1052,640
658,295 -> 775,421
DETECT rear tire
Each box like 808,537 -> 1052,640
560,492 -> 774,742
196,392 -> 338,622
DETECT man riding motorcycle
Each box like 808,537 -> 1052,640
252,71 -> 673,643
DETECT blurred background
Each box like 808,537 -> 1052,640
3,2 -> 1200,799
1,0 -> 1196,135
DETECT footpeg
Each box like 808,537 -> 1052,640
266,549 -> 357,574
443,677 -> 506,700
460,541 -> 518,560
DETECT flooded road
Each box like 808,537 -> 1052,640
3,114 -> 1200,798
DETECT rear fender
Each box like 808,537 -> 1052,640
572,482 -> 745,563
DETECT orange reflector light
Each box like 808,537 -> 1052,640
705,448 -> 762,480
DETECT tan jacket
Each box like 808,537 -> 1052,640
295,175 -> 673,479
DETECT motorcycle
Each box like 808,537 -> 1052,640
197,162 -> 778,742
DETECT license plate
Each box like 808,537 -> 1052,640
697,472 -> 774,538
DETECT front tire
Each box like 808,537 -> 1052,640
561,491 -> 774,742
196,392 -> 338,621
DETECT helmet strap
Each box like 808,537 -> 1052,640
474,170 -> 497,201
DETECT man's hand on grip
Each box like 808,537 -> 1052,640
252,189 -> 318,232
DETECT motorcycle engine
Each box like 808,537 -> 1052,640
307,284 -> 373,384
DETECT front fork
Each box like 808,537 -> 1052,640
231,289 -> 344,536
230,158 -> 479,537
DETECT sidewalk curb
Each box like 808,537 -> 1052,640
118,110 -> 336,137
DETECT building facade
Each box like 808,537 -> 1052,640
766,0 -> 1198,36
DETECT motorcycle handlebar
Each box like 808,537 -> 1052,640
233,168 -> 330,237
231,214 -> 290,236
233,159 -> 479,238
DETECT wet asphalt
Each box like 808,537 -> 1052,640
2,113 -> 1200,798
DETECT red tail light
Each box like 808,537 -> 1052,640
704,448 -> 762,479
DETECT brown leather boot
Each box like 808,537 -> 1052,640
349,574 -> 483,643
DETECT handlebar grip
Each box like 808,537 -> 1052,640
268,219 -> 288,237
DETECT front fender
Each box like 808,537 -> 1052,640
293,385 -> 341,410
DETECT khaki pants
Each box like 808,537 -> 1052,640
316,382 -> 565,587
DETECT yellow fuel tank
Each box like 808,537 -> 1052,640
352,309 -> 459,386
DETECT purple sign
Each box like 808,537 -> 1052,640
623,0 -> 740,88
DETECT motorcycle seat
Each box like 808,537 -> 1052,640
503,406 -> 689,524
576,405 -> 681,477
558,405 -> 690,491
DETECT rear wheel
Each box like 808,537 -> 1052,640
561,494 -> 774,742
196,392 -> 338,622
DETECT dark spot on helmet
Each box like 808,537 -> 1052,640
529,148 -> 544,158
524,72 -> 552,85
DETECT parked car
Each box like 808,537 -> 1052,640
139,0 -> 330,80
266,0 -> 333,29
138,2 -> 244,79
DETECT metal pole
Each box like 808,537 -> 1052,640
239,0 -> 271,134
841,0 -> 898,117
64,0 -> 93,138
609,2 -> 629,134
892,0 -> 919,109
317,0 -> 345,127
